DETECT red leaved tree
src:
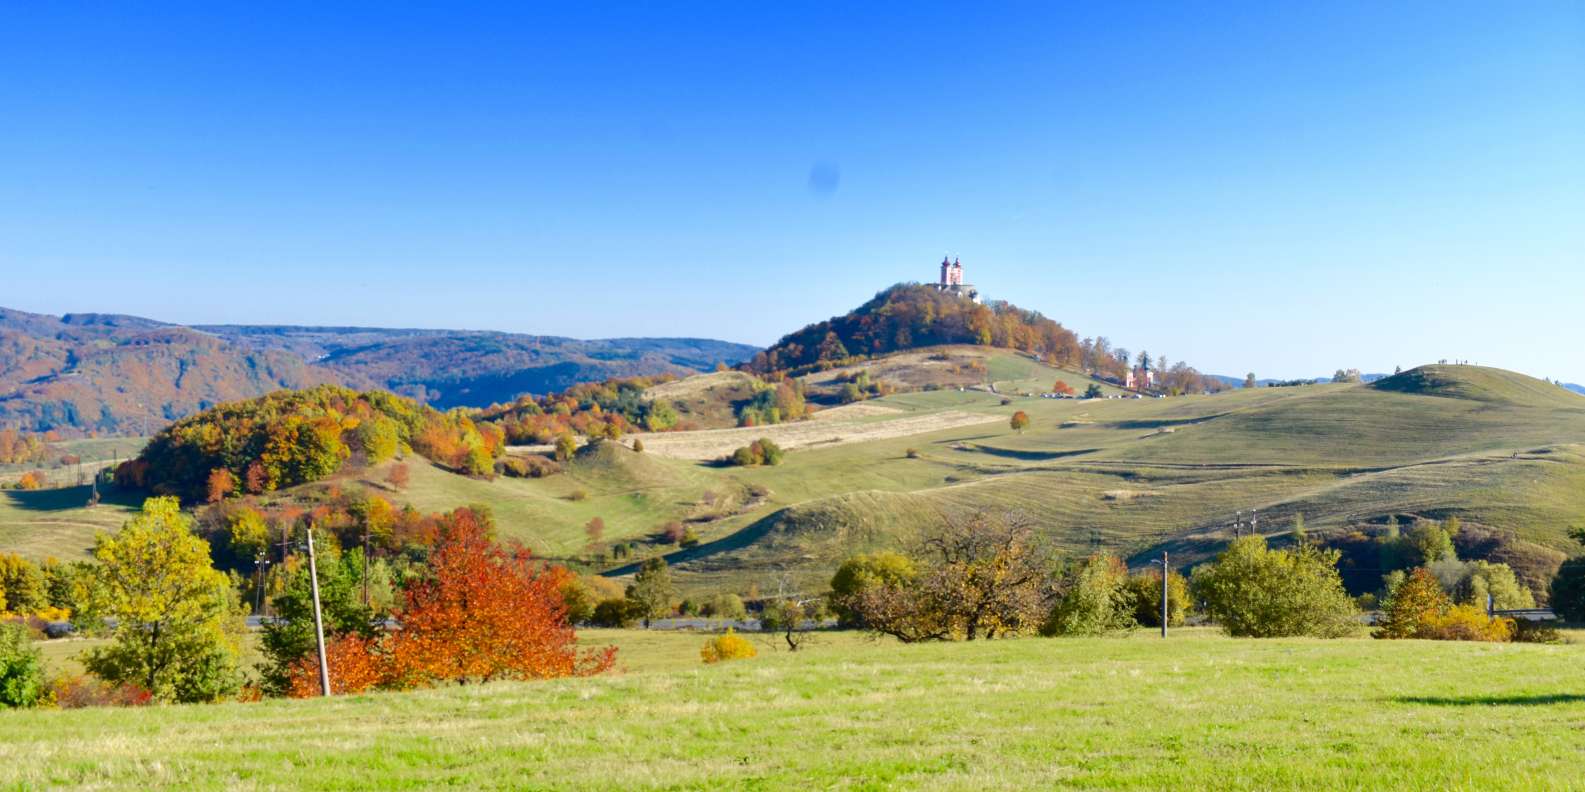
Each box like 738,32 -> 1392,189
287,507 -> 613,696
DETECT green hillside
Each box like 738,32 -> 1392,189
3,363 -> 1583,601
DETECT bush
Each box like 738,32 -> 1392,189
1042,554 -> 1133,636
702,592 -> 746,620
700,629 -> 757,664
590,597 -> 641,628
0,622 -> 46,708
1375,567 -> 1515,642
567,488 -> 589,502
1191,535 -> 1357,638
1125,569 -> 1190,628
904,448 -> 920,459
497,455 -> 561,479
829,551 -> 918,627
724,438 -> 784,467
1549,557 -> 1585,622
48,674 -> 152,709
631,439 -> 645,453
1423,605 -> 1514,642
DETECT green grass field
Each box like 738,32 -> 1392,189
5,629 -> 1585,790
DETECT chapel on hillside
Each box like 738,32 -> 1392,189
934,256 -> 980,303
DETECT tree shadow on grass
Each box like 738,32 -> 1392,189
2,485 -> 141,512
1392,694 -> 1585,707
966,446 -> 1098,461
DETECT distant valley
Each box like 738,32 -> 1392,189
0,306 -> 756,434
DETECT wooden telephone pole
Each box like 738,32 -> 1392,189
305,526 -> 333,697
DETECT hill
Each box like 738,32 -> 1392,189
5,351 -> 1584,608
747,283 -> 1083,373
0,306 -> 756,434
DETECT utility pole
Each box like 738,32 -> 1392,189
305,525 -> 333,697
253,552 -> 270,616
1151,551 -> 1170,638
361,521 -> 371,608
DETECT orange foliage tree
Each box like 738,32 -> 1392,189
287,507 -> 614,696
1052,380 -> 1076,396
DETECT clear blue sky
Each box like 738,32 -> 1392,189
2,3 -> 1581,381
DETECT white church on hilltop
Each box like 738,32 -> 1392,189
933,256 -> 980,303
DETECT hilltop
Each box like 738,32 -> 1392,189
0,306 -> 756,434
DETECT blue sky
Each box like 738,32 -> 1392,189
2,3 -> 1581,381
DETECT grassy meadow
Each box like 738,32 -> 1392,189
4,629 -> 1585,789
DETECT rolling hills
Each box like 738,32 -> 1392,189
11,353 -> 1583,610
0,306 -> 756,434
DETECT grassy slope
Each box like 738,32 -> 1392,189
3,364 -> 1583,591
4,631 -> 1585,790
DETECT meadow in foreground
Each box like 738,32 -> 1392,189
4,629 -> 1584,790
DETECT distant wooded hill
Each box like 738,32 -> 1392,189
0,307 -> 756,434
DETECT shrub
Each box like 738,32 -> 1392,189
590,597 -> 641,628
16,471 -> 45,491
1191,535 -> 1357,638
1549,557 -> 1585,622
631,439 -> 645,453
1124,568 -> 1190,628
723,438 -> 784,467
702,592 -> 746,620
385,463 -> 410,489
1422,605 -> 1514,642
829,551 -> 918,627
0,554 -> 46,615
48,674 -> 152,708
567,489 -> 589,502
1043,554 -> 1134,636
700,629 -> 757,664
0,622 -> 45,708
905,448 -> 920,459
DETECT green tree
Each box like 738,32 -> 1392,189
83,497 -> 244,703
1550,557 -> 1585,622
354,414 -> 401,463
642,399 -> 679,432
554,433 -> 577,463
1043,553 -> 1133,636
626,558 -> 675,627
0,553 -> 45,614
1125,568 -> 1191,628
226,506 -> 271,564
1406,520 -> 1455,565
1458,560 -> 1535,610
1083,384 -> 1104,399
1190,535 -> 1356,638
0,623 -> 45,708
829,551 -> 917,627
259,538 -> 377,696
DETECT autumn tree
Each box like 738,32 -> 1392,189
385,462 -> 410,490
392,509 -> 610,686
0,554 -> 45,615
1009,411 -> 1030,433
205,468 -> 236,504
83,497 -> 244,702
841,513 -> 1054,641
1052,380 -> 1075,396
584,517 -> 606,558
261,542 -> 378,696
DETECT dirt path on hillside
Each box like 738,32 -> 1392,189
632,410 -> 1001,461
